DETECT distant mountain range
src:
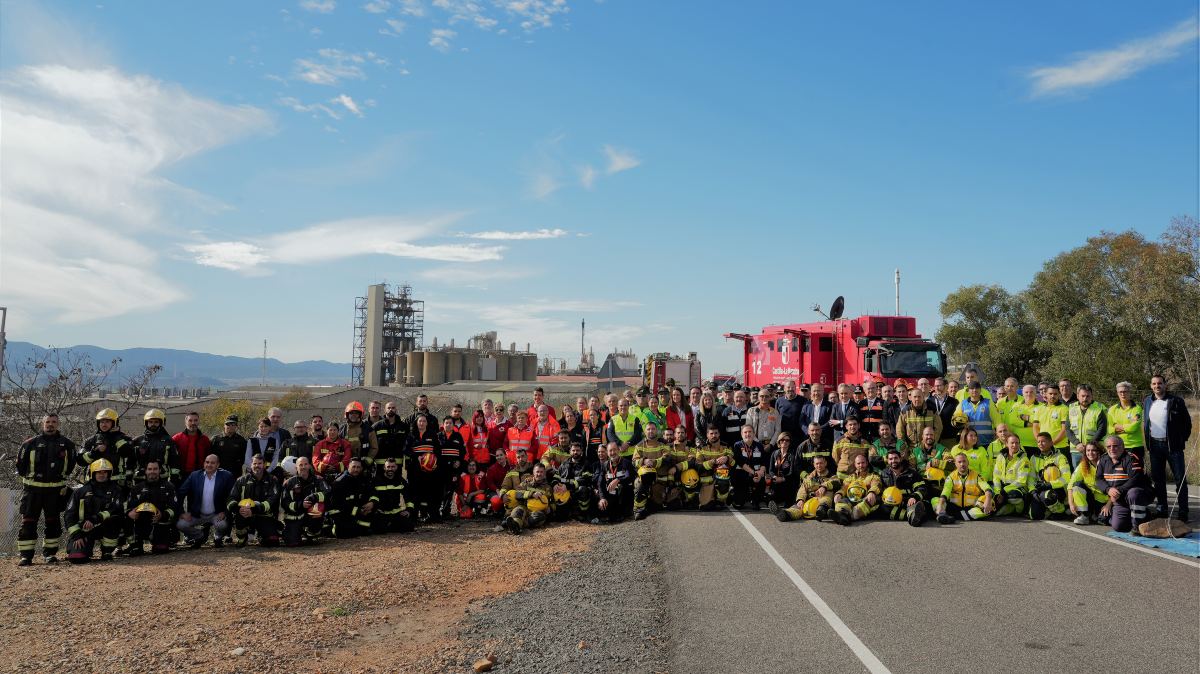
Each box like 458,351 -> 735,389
3,342 -> 351,388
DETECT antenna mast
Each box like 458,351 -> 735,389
894,269 -> 901,315
262,339 -> 267,386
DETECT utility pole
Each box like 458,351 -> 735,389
894,269 -> 901,315
0,307 -> 7,413
262,339 -> 267,387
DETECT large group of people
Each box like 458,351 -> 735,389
12,374 -> 1193,566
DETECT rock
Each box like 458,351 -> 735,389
229,647 -> 246,657
473,655 -> 497,672
1138,518 -> 1192,538
578,641 -> 588,651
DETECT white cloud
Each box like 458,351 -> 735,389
0,65 -> 272,323
292,48 -> 375,85
279,95 -> 341,119
331,93 -> 364,117
501,0 -> 570,32
383,18 -> 407,34
459,228 -> 568,240
429,28 -> 457,51
578,164 -> 597,189
299,0 -> 337,12
416,265 -> 536,286
363,0 -> 391,13
399,0 -> 426,16
1028,16 -> 1198,97
185,215 -> 503,273
529,172 -> 560,199
603,144 -> 640,174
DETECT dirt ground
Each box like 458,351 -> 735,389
0,521 -> 594,674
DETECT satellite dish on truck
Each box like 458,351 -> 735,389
829,296 -> 845,321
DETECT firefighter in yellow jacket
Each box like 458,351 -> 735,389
831,454 -> 882,526
934,453 -> 993,523
499,463 -> 554,535
692,426 -> 734,511
773,455 -> 840,522
632,422 -> 671,520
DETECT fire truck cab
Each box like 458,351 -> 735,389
726,303 -> 947,388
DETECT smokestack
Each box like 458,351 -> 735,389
895,269 -> 901,315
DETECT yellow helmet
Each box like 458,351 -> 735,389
526,492 -> 550,512
882,486 -> 904,506
680,468 -> 700,488
502,490 -> 519,511
847,484 -> 866,502
552,484 -> 571,504
95,408 -> 119,422
951,411 -> 969,428
1042,465 -> 1062,484
924,465 -> 946,482
714,466 -> 731,480
135,502 -> 159,514
238,498 -> 257,508
144,408 -> 166,422
637,465 -> 656,478
801,497 -> 822,519
88,459 -> 114,477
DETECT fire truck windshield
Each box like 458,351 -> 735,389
879,346 -> 945,378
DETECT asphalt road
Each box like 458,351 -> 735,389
651,499 -> 1200,674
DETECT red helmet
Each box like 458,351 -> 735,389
306,501 -> 326,518
489,495 -> 504,512
345,401 -> 364,416
418,453 -> 438,472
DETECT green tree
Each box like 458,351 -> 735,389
200,399 -> 268,437
937,285 -> 1047,383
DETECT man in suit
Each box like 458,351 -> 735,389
801,383 -> 834,449
928,377 -> 959,445
829,384 -> 861,443
1143,375 -> 1193,521
176,454 -> 235,548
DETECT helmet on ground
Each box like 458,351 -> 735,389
637,465 -> 656,478
95,408 -> 119,423
847,484 -> 866,503
280,455 -> 298,477
88,459 -> 114,477
344,401 -> 364,416
526,492 -> 550,512
238,498 -> 257,509
882,486 -> 904,506
135,502 -> 159,515
951,411 -> 969,428
552,484 -> 571,504
1038,489 -> 1060,506
802,498 -> 822,519
714,466 -> 731,480
924,465 -> 945,482
306,501 -> 326,517
418,453 -> 438,472
502,490 -> 519,511
1041,465 -> 1062,484
489,495 -> 504,512
680,468 -> 700,488
143,408 -> 166,422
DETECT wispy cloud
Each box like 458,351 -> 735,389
1,64 -> 271,323
331,93 -> 364,117
578,164 -> 597,189
529,172 -> 561,199
184,215 -> 503,273
603,144 -> 640,174
362,0 -> 390,13
429,28 -> 457,51
1028,16 -> 1198,97
292,48 -> 387,85
459,228 -> 568,240
381,18 -> 407,35
299,0 -> 337,13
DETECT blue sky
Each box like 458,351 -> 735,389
1,1 -> 1196,378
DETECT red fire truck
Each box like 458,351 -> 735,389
725,297 -> 947,388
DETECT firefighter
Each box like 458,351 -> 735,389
281,456 -> 327,546
373,401 -> 409,472
406,394 -> 439,436
831,417 -> 871,476
662,427 -> 692,509
130,409 -> 181,484
831,454 -> 882,526
991,434 -> 1033,518
325,458 -> 374,538
773,454 -> 840,522
693,426 -> 734,511
877,448 -> 929,526
1028,432 -> 1072,520
933,453 -> 993,523
341,402 -> 379,471
81,408 -> 132,492
500,448 -> 537,492
281,419 -> 318,461
124,460 -> 179,555
226,454 -> 281,547
15,414 -> 77,565
65,459 -> 123,563
371,457 -> 414,534
732,424 -> 768,509
796,421 -> 832,474
632,422 -> 673,520
595,442 -> 634,522
765,432 -> 800,508
1068,442 -> 1110,526
912,426 -> 951,493
211,415 -> 247,479
896,389 -> 943,447
557,442 -> 595,523
407,415 -> 443,522
499,463 -> 555,535
869,420 -> 909,470
541,430 -> 572,471
437,416 -> 466,518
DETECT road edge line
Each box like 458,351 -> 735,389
731,510 -> 891,674
1043,520 -> 1200,569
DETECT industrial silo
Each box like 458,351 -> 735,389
523,354 -> 538,381
423,351 -> 447,386
394,355 -> 406,384
496,354 -> 510,380
446,351 -> 463,383
463,353 -> 479,381
407,351 -> 425,386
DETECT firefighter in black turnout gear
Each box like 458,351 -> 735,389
130,409 -> 181,484
878,448 -> 931,526
557,442 -> 595,522
65,459 -> 123,563
211,415 -> 247,478
81,408 -> 133,493
372,401 -> 409,472
123,460 -> 178,555
15,414 -> 77,565
281,456 -> 327,546
227,455 -> 281,547
371,457 -> 414,534
326,458 -> 375,538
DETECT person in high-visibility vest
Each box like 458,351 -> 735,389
1067,384 -> 1108,470
991,434 -> 1033,517
1029,432 -> 1072,520
1004,384 -> 1041,453
606,399 -> 644,459
1032,387 -> 1070,467
831,454 -> 881,526
1107,381 -> 1144,465
958,381 -> 1001,445
933,453 -> 993,523
1068,442 -> 1109,526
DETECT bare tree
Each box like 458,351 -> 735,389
109,364 -> 165,424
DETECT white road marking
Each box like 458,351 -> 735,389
732,509 -> 891,674
1044,520 -> 1200,569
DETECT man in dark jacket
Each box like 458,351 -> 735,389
1143,375 -> 1194,521
928,378 -> 960,445
1096,435 -> 1150,533
595,442 -> 634,523
130,409 -> 181,484
773,380 -> 808,440
281,457 -> 328,546
210,415 -> 247,479
226,455 -> 281,547
176,454 -> 235,548
878,448 -> 930,526
326,458 -> 375,538
370,457 -> 413,534
800,384 -> 833,449
123,460 -> 178,556
15,414 -> 77,565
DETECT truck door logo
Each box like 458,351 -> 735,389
780,338 -> 789,365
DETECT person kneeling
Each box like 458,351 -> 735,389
878,449 -> 930,526
1068,442 -> 1110,526
65,459 -> 123,563
499,464 -> 554,535
326,458 -> 375,538
831,455 -> 881,526
282,456 -> 327,546
372,457 -> 415,534
123,460 -> 178,556
773,454 -> 840,522
227,455 -> 281,547
933,453 -> 993,524
1096,435 -> 1150,533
